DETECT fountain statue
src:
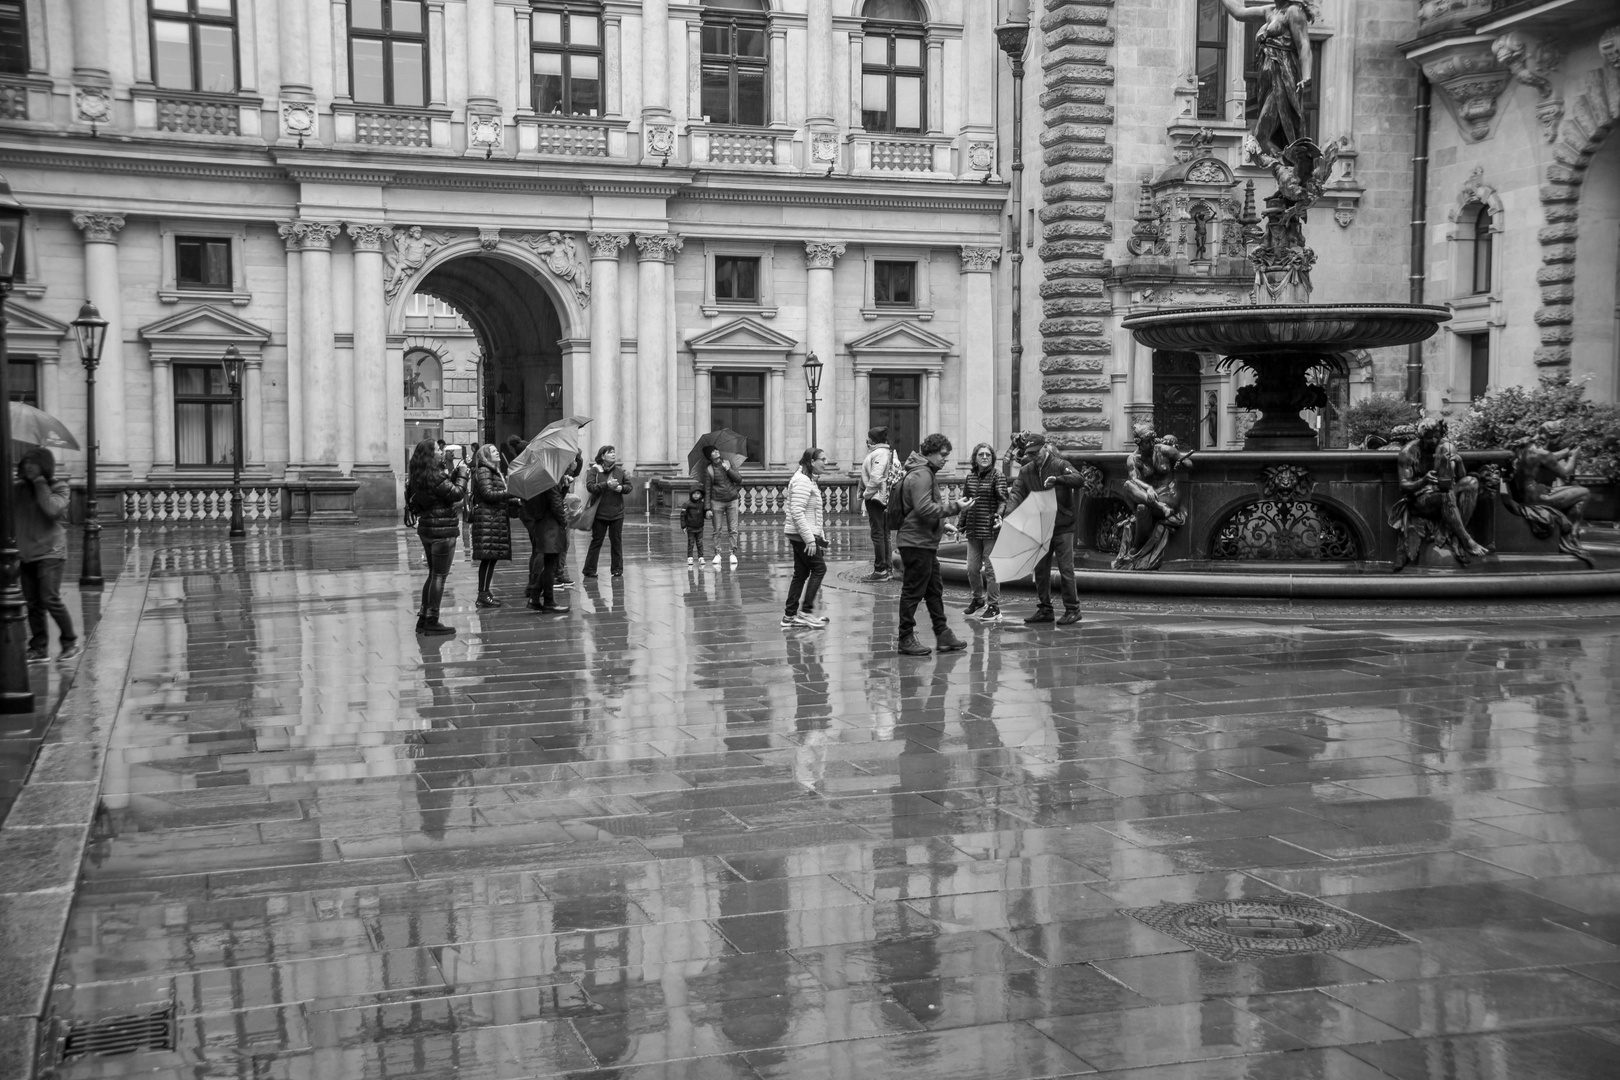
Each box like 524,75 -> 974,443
1388,417 -> 1491,570
1501,421 -> 1595,567
1114,426 -> 1194,571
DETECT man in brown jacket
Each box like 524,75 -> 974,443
15,447 -> 79,660
895,433 -> 974,657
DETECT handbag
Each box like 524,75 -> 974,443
569,479 -> 602,532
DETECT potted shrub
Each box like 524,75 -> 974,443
1343,392 -> 1424,448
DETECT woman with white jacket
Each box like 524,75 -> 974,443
782,447 -> 829,628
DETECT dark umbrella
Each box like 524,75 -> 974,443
687,428 -> 748,478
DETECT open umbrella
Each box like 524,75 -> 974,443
506,417 -> 587,500
687,428 -> 749,478
10,402 -> 79,453
989,489 -> 1057,584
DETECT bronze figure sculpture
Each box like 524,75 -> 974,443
1115,426 -> 1195,571
1501,421 -> 1594,567
1388,417 -> 1490,569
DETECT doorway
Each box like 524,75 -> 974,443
870,373 -> 921,460
1152,351 -> 1201,449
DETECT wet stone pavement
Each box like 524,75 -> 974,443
40,521 -> 1620,1078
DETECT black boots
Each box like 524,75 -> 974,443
935,628 -> 967,653
898,634 -> 931,657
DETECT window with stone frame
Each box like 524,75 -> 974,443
1195,0 -> 1228,121
873,260 -> 916,307
1469,204 -> 1493,296
531,2 -> 602,117
173,363 -> 236,467
714,256 -> 761,304
0,1 -> 27,76
151,0 -> 238,93
1466,332 -> 1490,400
7,357 -> 35,405
175,236 -> 232,290
349,0 -> 428,107
860,0 -> 926,134
869,373 -> 920,460
1243,33 -> 1322,142
699,0 -> 768,127
710,371 -> 765,463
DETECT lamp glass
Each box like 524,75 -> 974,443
220,345 -> 244,386
0,217 -> 20,283
804,353 -> 824,395
72,301 -> 109,365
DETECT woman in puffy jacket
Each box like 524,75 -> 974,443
406,438 -> 469,636
469,443 -> 514,608
960,441 -> 1009,623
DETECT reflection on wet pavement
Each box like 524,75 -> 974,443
46,524 -> 1620,1078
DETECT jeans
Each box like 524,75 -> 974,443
710,500 -> 740,555
865,500 -> 892,573
585,517 -> 624,575
524,519 -> 544,597
20,557 -> 74,651
785,537 -> 826,617
1034,530 -> 1079,611
419,537 -> 455,619
537,551 -> 561,607
966,534 -> 999,605
686,530 -> 706,559
898,547 -> 946,639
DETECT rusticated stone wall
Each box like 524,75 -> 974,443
1037,0 -> 1117,449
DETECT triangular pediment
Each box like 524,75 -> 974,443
4,302 -> 69,339
139,305 -> 272,346
686,317 -> 799,353
846,321 -> 954,355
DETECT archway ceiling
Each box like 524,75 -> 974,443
416,256 -> 560,360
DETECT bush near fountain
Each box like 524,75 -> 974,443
1452,376 -> 1620,519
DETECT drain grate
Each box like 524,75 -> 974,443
1122,898 -> 1410,962
59,1005 -> 176,1060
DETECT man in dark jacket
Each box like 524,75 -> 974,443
895,433 -> 973,657
15,447 -> 78,660
1002,432 -> 1085,625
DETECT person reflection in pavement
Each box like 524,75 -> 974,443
412,633 -> 472,841
788,631 -> 832,792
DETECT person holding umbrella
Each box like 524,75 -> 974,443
701,444 -> 744,567
1002,432 -> 1085,626
584,445 -> 632,578
406,438 -> 469,636
15,447 -> 79,661
527,480 -> 571,614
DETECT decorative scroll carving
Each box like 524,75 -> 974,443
285,222 -> 341,252
75,87 -> 112,125
959,246 -> 1001,273
634,233 -> 684,263
72,212 -> 126,244
1211,499 -> 1360,560
803,241 -> 845,269
346,222 -> 393,252
1419,46 -> 1510,142
645,122 -> 676,158
967,141 -> 995,172
479,227 -> 501,251
518,232 -> 591,303
282,102 -> 317,141
1125,178 -> 1168,257
587,232 -> 629,260
811,131 -> 839,164
468,114 -> 503,151
1493,32 -> 1563,142
1602,26 -> 1620,71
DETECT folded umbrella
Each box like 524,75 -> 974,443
687,428 -> 749,478
506,418 -> 584,500
10,402 -> 80,453
989,489 -> 1057,584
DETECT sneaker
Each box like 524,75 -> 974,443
611,571 -> 623,578
897,634 -> 931,657
57,642 -> 83,661
712,554 -> 722,566
541,604 -> 571,614
964,597 -> 985,618
25,646 -> 46,662
1024,607 -> 1055,624
687,556 -> 694,565
729,554 -> 738,567
781,615 -> 796,628
792,613 -> 827,628
555,579 -> 573,589
583,571 -> 598,579
1057,609 -> 1083,626
936,628 -> 968,653
980,604 -> 1002,624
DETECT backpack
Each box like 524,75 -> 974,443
885,469 -> 911,532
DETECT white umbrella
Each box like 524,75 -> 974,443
989,489 -> 1057,583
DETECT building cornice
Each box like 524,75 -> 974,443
678,184 -> 1009,214
0,145 -> 284,184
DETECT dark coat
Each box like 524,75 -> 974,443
586,464 -> 631,521
896,452 -> 962,551
410,471 -> 466,543
535,488 -> 569,554
469,462 -> 512,561
1004,448 -> 1086,531
960,469 -> 1008,540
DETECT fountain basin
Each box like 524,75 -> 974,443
1121,303 -> 1453,356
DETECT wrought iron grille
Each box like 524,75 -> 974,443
60,1006 -> 176,1060
1210,497 -> 1360,560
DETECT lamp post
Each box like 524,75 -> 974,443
71,301 -> 107,588
996,5 -> 1031,434
803,351 -> 824,449
0,174 -> 31,713
219,345 -> 246,538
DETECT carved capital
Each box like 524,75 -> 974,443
803,240 -> 845,269
587,232 -> 629,260
72,212 -> 126,244
959,246 -> 1001,273
635,233 -> 683,262
346,222 -> 393,252
286,222 -> 342,250
1418,42 -> 1510,142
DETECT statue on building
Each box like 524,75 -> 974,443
1114,425 -> 1195,571
1388,416 -> 1491,570
1501,421 -> 1594,566
385,226 -> 434,301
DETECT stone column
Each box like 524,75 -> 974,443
149,358 -> 173,470
693,363 -> 712,446
687,21 -> 702,119
640,0 -> 672,163
38,357 -> 59,417
466,0 -> 497,108
72,212 -> 128,475
279,0 -> 311,97
634,233 -> 681,468
853,369 -> 870,453
587,232 -> 627,459
807,0 -> 833,125
959,246 -> 1000,452
348,223 -> 392,495
926,38 -> 944,134
766,369 -> 785,466
803,240 -> 844,461
924,370 -> 941,440
70,0 -> 110,83
244,357 -> 264,465
427,1 -> 448,107
279,226 -> 304,469
294,222 -> 342,471
769,26 -> 788,126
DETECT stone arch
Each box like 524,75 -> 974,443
1533,56 -> 1620,368
1445,165 -> 1505,235
1200,490 -> 1372,561
850,0 -> 936,24
386,237 -> 586,339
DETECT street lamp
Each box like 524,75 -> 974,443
803,351 -> 824,449
996,3 -> 1031,433
71,300 -> 107,588
0,173 -> 32,713
219,344 -> 246,538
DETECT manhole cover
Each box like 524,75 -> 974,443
1121,898 -> 1410,962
